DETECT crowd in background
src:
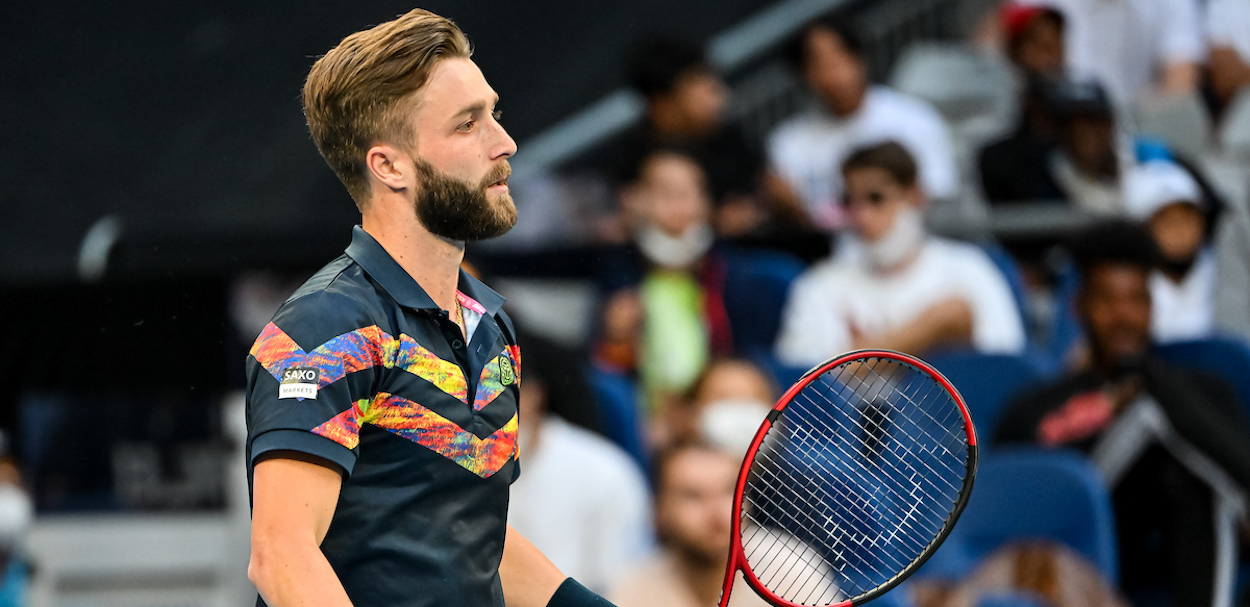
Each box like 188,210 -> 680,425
491,1 -> 1250,606
5,0 -> 1250,606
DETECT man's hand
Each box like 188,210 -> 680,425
499,525 -> 566,607
249,455 -> 354,607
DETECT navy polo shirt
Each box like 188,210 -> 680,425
245,226 -> 520,607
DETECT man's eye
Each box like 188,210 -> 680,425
460,121 -> 475,132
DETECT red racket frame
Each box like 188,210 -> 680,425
717,349 -> 979,607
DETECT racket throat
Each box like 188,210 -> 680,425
716,555 -> 737,607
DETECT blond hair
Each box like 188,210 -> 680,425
303,9 -> 472,208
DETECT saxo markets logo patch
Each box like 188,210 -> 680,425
279,367 -> 320,400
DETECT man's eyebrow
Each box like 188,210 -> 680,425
453,95 -> 500,119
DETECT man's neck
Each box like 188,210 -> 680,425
362,201 -> 464,313
826,86 -> 867,119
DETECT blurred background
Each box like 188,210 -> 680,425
5,0 -> 1250,605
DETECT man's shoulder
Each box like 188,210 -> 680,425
864,86 -> 947,133
266,255 -> 388,347
925,238 -> 994,266
920,239 -> 1010,289
493,306 -> 519,345
793,256 -> 860,295
768,110 -> 838,151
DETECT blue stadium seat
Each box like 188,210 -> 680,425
721,249 -> 806,361
1154,337 -> 1250,412
1043,263 -> 1083,375
926,351 -> 1045,443
919,449 -> 1118,584
978,242 -> 1031,336
588,367 -> 648,472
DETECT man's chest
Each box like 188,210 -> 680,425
352,314 -> 521,479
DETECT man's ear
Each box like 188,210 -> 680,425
366,144 -> 412,193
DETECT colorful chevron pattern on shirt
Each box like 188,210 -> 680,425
312,393 -> 518,478
472,347 -> 522,411
250,323 -> 468,402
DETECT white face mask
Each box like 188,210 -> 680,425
860,205 -> 925,272
699,399 -> 773,458
636,223 -> 714,269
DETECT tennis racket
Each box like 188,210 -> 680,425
717,349 -> 977,607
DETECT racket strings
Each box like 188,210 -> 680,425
740,357 -> 970,606
744,425 -> 941,598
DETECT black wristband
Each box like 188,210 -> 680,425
546,578 -> 617,607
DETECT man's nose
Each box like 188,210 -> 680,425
491,120 -> 517,160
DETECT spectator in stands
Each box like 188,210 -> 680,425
767,14 -> 959,230
775,142 -> 1025,369
595,147 -> 735,412
1047,78 -> 1128,214
995,221 -> 1250,607
1207,0 -> 1250,108
1123,160 -> 1218,343
661,358 -> 776,454
606,37 -> 805,239
1044,0 -> 1205,106
508,329 -> 652,593
609,443 -> 752,607
1001,2 -> 1066,77
980,74 -> 1067,206
979,4 -> 1068,207
609,442 -> 833,607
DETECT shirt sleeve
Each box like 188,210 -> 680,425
245,290 -> 384,476
775,268 -> 852,368
905,103 -> 961,201
588,454 -> 653,593
1206,0 -> 1236,46
962,250 -> 1028,355
1157,0 -> 1206,63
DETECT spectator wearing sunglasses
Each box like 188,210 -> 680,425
774,142 -> 1025,368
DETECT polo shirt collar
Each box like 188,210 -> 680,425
345,225 -> 505,315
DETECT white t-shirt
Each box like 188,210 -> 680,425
507,416 -> 652,593
1207,0 -> 1250,62
1150,248 -> 1216,343
1044,0 -> 1205,104
766,86 -> 960,230
775,237 -> 1027,368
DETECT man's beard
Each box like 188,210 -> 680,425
411,158 -> 517,241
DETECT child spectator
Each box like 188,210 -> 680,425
1123,160 -> 1217,342
595,148 -> 734,412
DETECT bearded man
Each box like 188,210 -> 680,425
244,9 -> 614,607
